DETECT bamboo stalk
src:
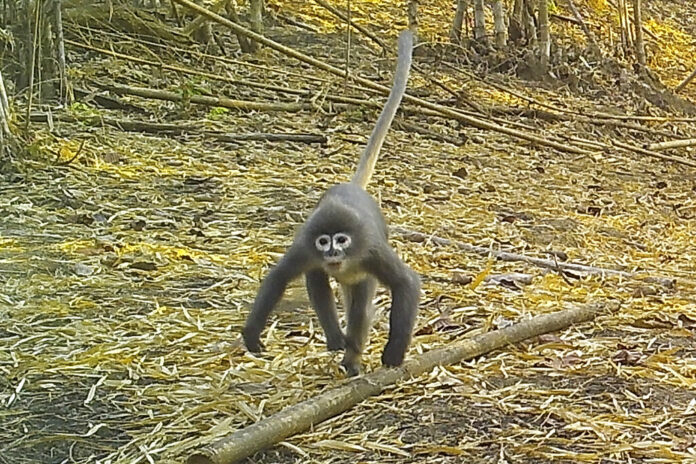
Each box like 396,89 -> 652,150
646,138 -> 696,151
107,84 -> 310,112
188,302 -> 616,464
675,67 -> 696,93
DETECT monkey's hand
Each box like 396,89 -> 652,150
381,343 -> 406,367
242,326 -> 265,353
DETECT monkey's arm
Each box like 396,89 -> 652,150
368,248 -> 421,367
243,245 -> 311,352
306,269 -> 345,351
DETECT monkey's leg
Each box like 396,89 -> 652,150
243,245 -> 308,352
381,266 -> 420,367
340,278 -> 378,376
306,269 -> 345,351
368,248 -> 421,367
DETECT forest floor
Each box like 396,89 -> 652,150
1,0 -> 696,463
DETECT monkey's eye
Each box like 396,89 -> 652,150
333,233 -> 351,250
315,235 -> 331,252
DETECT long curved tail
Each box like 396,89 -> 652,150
351,30 -> 414,189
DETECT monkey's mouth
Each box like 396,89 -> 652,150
324,261 -> 343,272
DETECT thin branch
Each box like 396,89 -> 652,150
610,139 -> 696,168
105,84 -> 311,112
394,227 -> 678,288
567,0 -> 601,55
56,140 -> 85,166
313,0 -> 387,53
444,61 -> 696,123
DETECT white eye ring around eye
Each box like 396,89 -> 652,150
315,234 -> 331,252
333,233 -> 351,250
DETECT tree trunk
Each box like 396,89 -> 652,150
632,0 -> 645,68
53,0 -> 70,104
225,0 -> 254,53
0,71 -> 10,136
493,0 -> 506,49
538,0 -> 549,69
473,0 -> 486,42
248,0 -> 264,52
407,0 -> 419,32
618,0 -> 633,55
25,0 -> 41,127
450,0 -> 467,43
0,72 -> 9,157
523,0 -> 537,46
508,0 -> 524,43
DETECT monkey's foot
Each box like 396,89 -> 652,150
340,351 -> 362,377
241,328 -> 264,353
326,333 -> 346,351
381,343 -> 405,367
340,359 -> 361,377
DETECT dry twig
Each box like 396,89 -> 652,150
30,112 -> 327,144
675,67 -> 696,93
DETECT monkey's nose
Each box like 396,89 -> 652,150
326,248 -> 340,258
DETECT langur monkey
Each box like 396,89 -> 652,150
243,30 -> 419,376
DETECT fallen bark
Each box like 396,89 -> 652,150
188,301 -> 616,464
394,227 -> 677,288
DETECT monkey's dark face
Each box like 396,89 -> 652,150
315,232 -> 352,273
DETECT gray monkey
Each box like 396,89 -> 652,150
243,30 -> 419,376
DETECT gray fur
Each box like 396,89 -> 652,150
353,30 -> 414,189
242,31 -> 419,376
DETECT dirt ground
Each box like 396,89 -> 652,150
1,1 -> 696,463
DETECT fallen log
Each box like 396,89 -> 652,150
187,301 -> 617,464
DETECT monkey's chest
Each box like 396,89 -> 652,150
323,263 -> 367,286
